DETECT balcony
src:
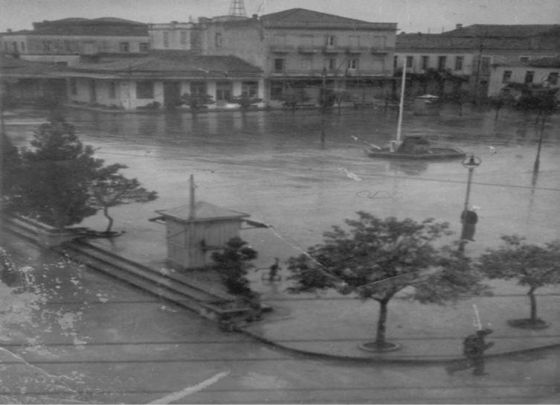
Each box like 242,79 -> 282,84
268,45 -> 295,53
297,45 -> 321,54
370,47 -> 393,55
345,47 -> 369,55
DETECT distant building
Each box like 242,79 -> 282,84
60,51 -> 263,110
198,8 -> 397,106
488,56 -> 560,99
0,18 -> 150,66
0,54 -> 66,104
148,21 -> 201,51
395,24 -> 560,98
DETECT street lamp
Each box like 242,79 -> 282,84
459,154 -> 482,252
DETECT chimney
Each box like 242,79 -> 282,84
456,24 -> 463,30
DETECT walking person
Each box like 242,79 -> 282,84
447,328 -> 494,376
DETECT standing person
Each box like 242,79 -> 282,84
268,257 -> 281,281
460,206 -> 479,242
447,328 -> 494,376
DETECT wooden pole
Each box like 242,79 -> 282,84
395,56 -> 407,149
189,174 -> 195,219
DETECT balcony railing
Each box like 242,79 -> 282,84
269,45 -> 295,53
297,45 -> 321,54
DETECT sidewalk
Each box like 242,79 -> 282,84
85,229 -> 560,364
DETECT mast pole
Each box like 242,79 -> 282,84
396,56 -> 407,146
189,174 -> 195,220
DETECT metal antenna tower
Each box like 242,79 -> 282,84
228,0 -> 247,17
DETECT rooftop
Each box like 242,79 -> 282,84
66,51 -> 262,77
396,32 -> 559,51
2,17 -> 148,37
261,8 -> 396,30
441,24 -> 560,38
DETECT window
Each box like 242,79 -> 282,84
519,56 -> 530,63
349,35 -> 360,47
454,56 -> 464,71
139,42 -> 149,52
502,70 -> 512,83
480,56 -> 491,73
70,78 -> 77,95
109,81 -> 117,99
393,55 -> 398,69
42,41 -> 51,52
300,34 -> 313,46
328,57 -> 336,71
421,55 -> 429,70
215,32 -> 222,47
326,35 -> 336,46
300,56 -> 312,70
274,58 -> 285,73
273,34 -> 286,45
136,81 -> 154,99
548,72 -> 559,85
270,82 -> 284,100
524,71 -> 535,84
241,81 -> 259,98
437,56 -> 447,70
190,81 -> 207,97
180,31 -> 188,45
216,81 -> 232,102
347,58 -> 359,70
119,42 -> 130,52
163,31 -> 169,48
20,42 -> 25,52
406,56 -> 413,68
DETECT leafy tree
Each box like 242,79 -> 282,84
89,163 -> 158,234
180,92 -> 214,113
477,235 -> 560,329
16,115 -> 103,229
231,94 -> 262,111
281,88 -> 310,111
288,212 -> 489,350
0,133 -> 23,210
211,237 -> 258,297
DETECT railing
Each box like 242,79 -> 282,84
269,45 -> 295,53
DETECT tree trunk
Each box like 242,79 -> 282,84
375,299 -> 389,348
103,206 -> 114,233
528,286 -> 538,323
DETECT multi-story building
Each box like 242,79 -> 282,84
488,56 -> 560,98
148,21 -> 201,51
198,8 -> 397,106
0,18 -> 150,66
395,24 -> 560,98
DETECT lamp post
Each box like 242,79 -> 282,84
459,154 -> 482,253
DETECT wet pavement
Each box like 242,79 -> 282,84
2,104 -> 560,403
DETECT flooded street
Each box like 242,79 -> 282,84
8,104 -> 558,260
2,104 -> 560,403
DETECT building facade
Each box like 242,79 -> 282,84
59,52 -> 263,110
395,24 -> 560,99
1,18 -> 150,66
488,56 -> 560,98
199,8 -> 397,106
148,21 -> 201,51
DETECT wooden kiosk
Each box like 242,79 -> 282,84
154,176 -> 249,270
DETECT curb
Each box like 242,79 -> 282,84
238,326 -> 560,365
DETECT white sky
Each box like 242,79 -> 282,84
0,0 -> 559,33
